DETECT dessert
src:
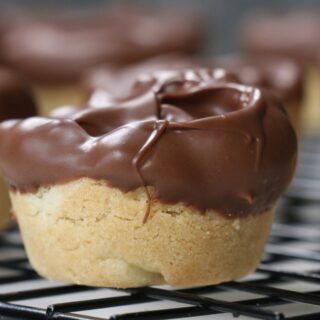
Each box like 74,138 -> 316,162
0,69 -> 297,287
0,7 -> 204,115
241,11 -> 320,133
83,54 -> 303,133
215,55 -> 305,133
0,68 -> 37,229
83,54 -> 204,106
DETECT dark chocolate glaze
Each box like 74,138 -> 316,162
214,55 -> 304,104
0,68 -> 37,121
0,8 -> 204,83
86,62 -> 239,109
84,54 -> 304,111
241,11 -> 320,64
49,105 -> 85,119
0,69 -> 297,218
83,54 -> 206,100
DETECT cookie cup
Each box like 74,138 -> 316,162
11,177 -> 275,288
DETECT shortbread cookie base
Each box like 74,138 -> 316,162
11,178 -> 275,288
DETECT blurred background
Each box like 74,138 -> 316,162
0,0 -> 320,54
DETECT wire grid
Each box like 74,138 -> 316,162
284,135 -> 320,224
0,136 -> 319,320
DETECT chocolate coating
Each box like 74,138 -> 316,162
85,57 -> 238,109
84,54 -> 304,111
49,105 -> 85,119
241,11 -> 320,64
0,68 -> 37,121
0,8 -> 204,83
0,69 -> 297,218
83,54 -> 205,100
214,55 -> 304,104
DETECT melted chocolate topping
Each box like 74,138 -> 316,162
86,63 -> 239,109
0,69 -> 297,218
83,54 -> 206,100
49,105 -> 85,119
0,8 -> 204,83
84,54 -> 304,111
214,55 -> 304,104
0,68 -> 37,121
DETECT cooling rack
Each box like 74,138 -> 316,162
0,135 -> 319,320
284,135 -> 320,224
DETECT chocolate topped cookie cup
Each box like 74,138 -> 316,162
83,54 -> 304,134
0,69 -> 297,287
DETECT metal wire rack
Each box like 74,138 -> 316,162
284,135 -> 320,224
0,136 -> 320,320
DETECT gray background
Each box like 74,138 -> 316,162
1,0 -> 319,54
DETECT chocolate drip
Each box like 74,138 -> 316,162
133,120 -> 169,223
0,69 -> 297,218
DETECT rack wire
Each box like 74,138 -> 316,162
284,135 -> 320,224
0,136 -> 320,320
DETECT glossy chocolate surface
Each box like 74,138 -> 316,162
85,54 -> 304,110
0,69 -> 297,218
83,54 -> 205,100
0,8 -> 204,83
215,55 -> 304,103
49,105 -> 85,119
85,56 -> 240,109
0,68 -> 37,121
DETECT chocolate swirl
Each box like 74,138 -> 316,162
87,67 -> 239,109
84,54 -> 304,110
0,69 -> 297,218
83,54 -> 206,101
